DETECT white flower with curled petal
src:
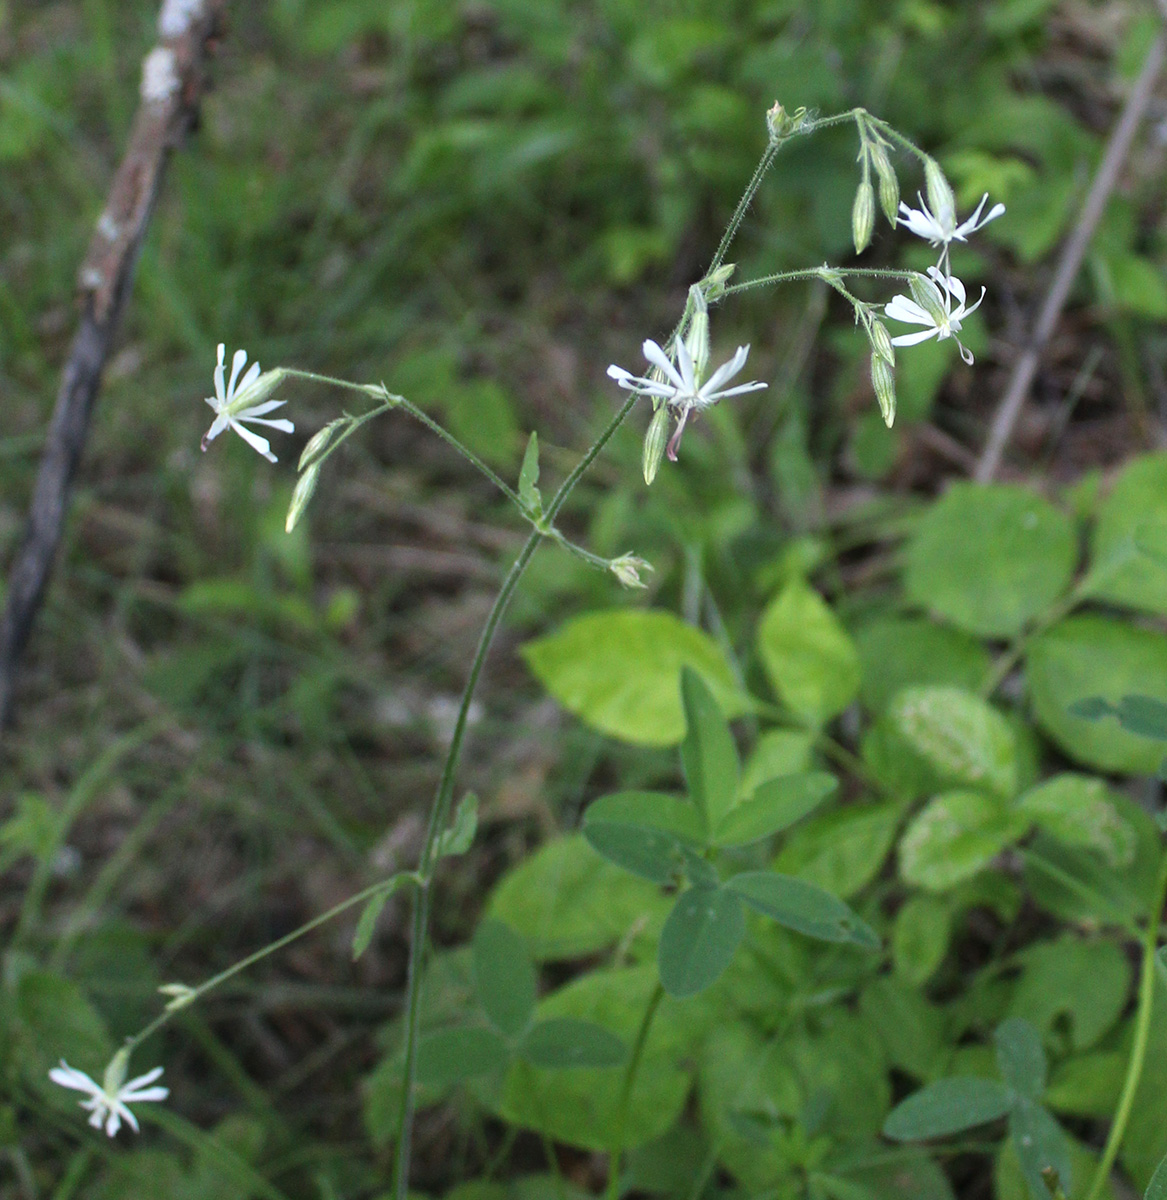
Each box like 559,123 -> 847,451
49,1057 -> 169,1137
898,192 -> 1005,251
884,266 -> 985,365
607,338 -> 767,460
201,344 -> 292,463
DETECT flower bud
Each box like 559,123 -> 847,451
870,144 -> 899,224
298,419 -> 344,471
869,319 -> 895,366
766,102 -> 810,144
642,405 -> 669,486
285,463 -> 321,533
852,181 -> 875,255
871,354 -> 897,428
159,983 -> 196,1012
701,263 -> 735,301
609,553 -> 653,589
923,157 -> 955,231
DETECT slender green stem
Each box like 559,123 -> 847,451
1083,854 -> 1167,1200
606,982 -> 665,1200
723,265 -> 917,297
707,142 -> 779,276
121,874 -> 416,1057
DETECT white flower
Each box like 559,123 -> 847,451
201,344 -> 292,463
884,266 -> 985,365
607,339 -> 767,460
49,1058 -> 169,1136
897,192 -> 1004,251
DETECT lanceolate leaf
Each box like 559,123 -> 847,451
351,873 -> 411,961
583,791 -> 705,843
883,1077 -> 1014,1141
711,771 -> 837,847
583,820 -> 686,884
518,430 -> 542,513
994,1018 -> 1047,1099
727,872 -> 879,948
658,884 -> 745,998
1009,1097 -> 1072,1200
680,667 -> 739,833
1146,1152 -> 1167,1200
415,1026 -> 510,1087
519,1018 -> 626,1069
474,919 -> 536,1038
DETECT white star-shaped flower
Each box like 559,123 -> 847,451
897,192 -> 1005,251
49,1059 -> 169,1136
201,344 -> 292,463
607,339 -> 767,460
884,266 -> 985,365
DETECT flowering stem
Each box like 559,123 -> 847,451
605,981 -> 665,1200
723,265 -> 916,297
1082,853 -> 1167,1200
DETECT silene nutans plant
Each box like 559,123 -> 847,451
15,33 -> 1167,1200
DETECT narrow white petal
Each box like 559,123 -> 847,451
641,340 -> 686,392
241,417 -> 295,433
962,286 -> 987,317
214,344 -> 226,404
884,297 -> 931,325
236,361 -> 262,396
121,1085 -> 169,1103
701,345 -> 750,395
50,1063 -> 101,1094
674,336 -> 698,394
235,398 -> 286,418
88,1107 -> 107,1130
227,348 -> 248,399
121,1067 -> 165,1092
890,328 -> 941,347
706,380 -> 768,401
230,421 -> 277,462
606,365 -> 676,397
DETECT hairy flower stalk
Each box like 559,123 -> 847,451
607,339 -> 767,467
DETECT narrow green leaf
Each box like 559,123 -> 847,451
519,430 -> 542,514
583,790 -> 704,843
680,667 -> 739,832
1146,1151 -> 1167,1200
351,874 -> 410,961
435,792 -> 478,859
711,771 -> 837,847
727,871 -> 879,948
583,821 -> 684,884
882,1077 -> 1014,1140
995,1018 -> 1047,1099
657,885 -> 745,998
474,918 -> 536,1038
519,1018 -> 626,1069
415,1026 -> 510,1087
1009,1097 -> 1072,1200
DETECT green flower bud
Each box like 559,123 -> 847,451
609,553 -> 653,589
871,354 -> 897,428
923,157 -> 955,229
701,263 -> 736,301
285,462 -> 321,533
869,319 -> 895,366
766,102 -> 811,144
852,180 -> 875,254
870,144 -> 899,224
642,405 -> 669,486
298,418 -> 344,471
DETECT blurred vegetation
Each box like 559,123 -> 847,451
3,1 -> 1167,1198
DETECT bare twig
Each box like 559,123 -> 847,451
0,1 -> 225,728
974,25 -> 1167,482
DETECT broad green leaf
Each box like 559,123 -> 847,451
883,1077 -> 1014,1140
903,482 -> 1076,637
583,821 -> 685,884
774,800 -> 903,898
740,728 -> 815,793
889,686 -> 1018,798
757,577 -> 860,724
994,1018 -> 1046,1099
1008,935 -> 1132,1052
487,835 -> 669,961
1146,1152 -> 1167,1200
519,1019 -> 626,1069
712,772 -> 837,847
728,871 -> 879,947
416,1026 -> 510,1087
856,617 -> 991,714
892,894 -> 951,986
1088,453 -> 1167,616
518,430 -> 541,513
522,610 -> 748,746
583,791 -> 704,843
435,792 -> 478,858
680,667 -> 739,831
1043,1052 -> 1125,1117
1009,1097 -> 1071,1200
474,919 -> 536,1038
899,790 -> 1029,891
352,874 -> 411,961
658,885 -> 746,997
859,976 -> 947,1081
478,964 -> 700,1151
1016,775 -> 1134,867
1026,616 -> 1167,773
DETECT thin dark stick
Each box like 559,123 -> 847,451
0,1 -> 225,728
974,25 -> 1166,482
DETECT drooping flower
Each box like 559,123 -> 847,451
49,1056 -> 169,1136
607,339 -> 767,461
884,266 -> 985,365
201,344 -> 292,463
897,192 -> 1005,252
